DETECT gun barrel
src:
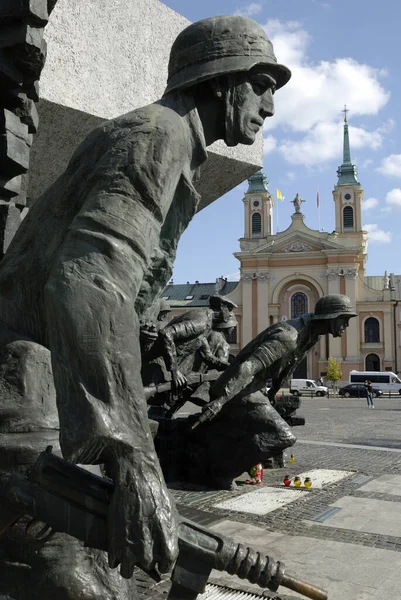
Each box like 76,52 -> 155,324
280,572 -> 328,600
144,370 -> 222,400
3,451 -> 328,600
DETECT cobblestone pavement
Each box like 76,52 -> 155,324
138,397 -> 401,599
172,442 -> 401,553
293,394 -> 401,448
159,396 -> 401,598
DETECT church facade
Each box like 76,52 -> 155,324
164,118 -> 401,381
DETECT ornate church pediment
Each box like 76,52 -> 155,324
282,241 -> 313,253
253,231 -> 345,255
269,236 -> 325,254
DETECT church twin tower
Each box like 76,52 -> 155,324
236,113 -> 368,380
243,112 -> 364,241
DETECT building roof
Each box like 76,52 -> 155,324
391,275 -> 401,300
161,280 -> 239,307
364,274 -> 401,299
364,276 -> 386,291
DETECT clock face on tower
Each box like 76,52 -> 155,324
252,196 -> 261,208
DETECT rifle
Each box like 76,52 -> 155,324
0,447 -> 327,600
143,369 -> 221,401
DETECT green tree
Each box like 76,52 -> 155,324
326,357 -> 343,392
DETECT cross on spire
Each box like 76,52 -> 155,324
342,104 -> 349,123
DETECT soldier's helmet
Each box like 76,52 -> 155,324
209,294 -> 238,310
158,298 -> 171,315
213,314 -> 238,329
164,15 -> 291,95
311,295 -> 357,321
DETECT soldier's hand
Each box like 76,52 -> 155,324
192,398 -> 225,429
107,453 -> 178,578
172,369 -> 187,391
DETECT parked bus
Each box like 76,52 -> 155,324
349,371 -> 401,394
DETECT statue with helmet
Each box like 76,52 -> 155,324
193,294 -> 357,429
143,291 -> 297,489
172,294 -> 356,491
142,293 -> 356,494
0,12 -> 297,600
142,295 -> 237,419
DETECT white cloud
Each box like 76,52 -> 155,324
378,154 -> 401,177
235,3 -> 262,17
363,197 -> 379,210
363,223 -> 392,243
286,171 -> 296,181
262,20 -> 390,166
278,120 -> 384,166
224,271 -> 240,281
263,134 -> 277,154
361,158 -> 373,169
386,188 -> 401,208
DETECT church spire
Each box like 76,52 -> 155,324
337,105 -> 359,186
342,105 -> 351,163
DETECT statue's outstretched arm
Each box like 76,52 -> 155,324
43,119 -> 186,578
158,314 -> 212,387
194,338 -> 287,426
199,337 -> 229,370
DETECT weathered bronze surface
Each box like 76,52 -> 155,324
0,13 -> 292,600
0,0 -> 58,256
158,294 -> 355,489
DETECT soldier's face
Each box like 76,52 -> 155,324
230,67 -> 276,145
158,311 -> 169,322
330,316 -> 350,337
224,327 -> 235,337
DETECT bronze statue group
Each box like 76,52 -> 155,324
0,12 -> 354,600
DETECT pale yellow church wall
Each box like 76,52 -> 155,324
344,276 -> 359,360
275,279 -> 322,319
243,198 -> 250,238
225,282 -> 242,307
270,271 -> 326,306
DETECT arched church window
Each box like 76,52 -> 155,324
343,206 -> 354,230
364,317 -> 380,343
365,353 -> 380,371
251,212 -> 262,236
291,292 -> 308,318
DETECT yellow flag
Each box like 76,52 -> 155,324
276,189 -> 284,201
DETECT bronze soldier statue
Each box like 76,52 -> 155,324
185,295 -> 356,489
157,295 -> 236,387
196,295 -> 357,427
0,14 -> 291,600
143,296 -> 236,417
148,295 -> 356,490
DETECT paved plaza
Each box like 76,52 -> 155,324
168,395 -> 401,599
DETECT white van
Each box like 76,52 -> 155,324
349,371 -> 401,394
290,379 -> 328,397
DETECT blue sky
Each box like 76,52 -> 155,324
163,0 -> 401,283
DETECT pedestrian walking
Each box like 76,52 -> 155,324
365,379 -> 374,408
